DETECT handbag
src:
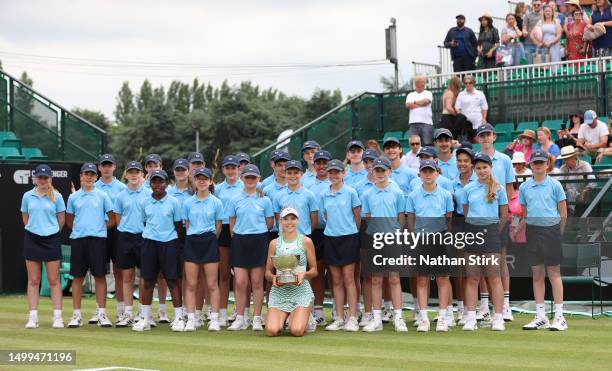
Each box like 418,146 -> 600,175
583,23 -> 606,41
533,48 -> 552,64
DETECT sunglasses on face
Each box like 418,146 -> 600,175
464,82 -> 474,85
410,142 -> 420,146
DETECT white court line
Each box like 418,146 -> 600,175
73,367 -> 159,371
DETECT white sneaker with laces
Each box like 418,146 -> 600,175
184,318 -> 197,332
227,317 -> 247,331
158,309 -> 170,323
219,317 -> 228,328
491,315 -> 505,331
417,318 -> 430,332
446,312 -> 456,327
171,316 -> 186,332
68,314 -> 82,328
52,317 -> 64,329
549,316 -> 568,331
325,319 -> 345,331
359,313 -> 374,327
476,308 -> 490,321
252,316 -> 264,331
522,316 -> 550,330
381,309 -> 392,323
436,318 -> 449,332
394,317 -> 408,332
88,313 -> 98,324
503,306 -> 514,322
97,312 -> 112,327
462,319 -> 477,331
25,315 -> 39,329
343,317 -> 359,332
115,313 -> 133,328
362,319 -> 383,332
457,313 -> 468,326
315,314 -> 327,327
208,319 -> 221,332
132,318 -> 151,331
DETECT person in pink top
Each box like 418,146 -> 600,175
507,129 -> 536,161
508,182 -> 527,244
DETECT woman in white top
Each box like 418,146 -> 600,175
501,13 -> 527,66
455,75 -> 488,130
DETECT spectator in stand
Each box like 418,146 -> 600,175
512,152 -> 533,177
523,0 -> 544,64
405,76 -> 434,146
577,110 -> 608,158
444,14 -> 478,72
595,113 -> 612,163
589,0 -> 612,57
515,2 -> 528,38
565,0 -> 591,26
439,76 -> 462,138
502,13 -> 528,66
477,13 -> 500,69
508,129 -> 536,161
558,145 -> 596,214
564,8 -> 588,60
556,112 -> 583,148
400,135 -> 422,171
365,140 -> 382,156
550,1 -> 566,26
532,4 -> 564,63
455,75 -> 488,132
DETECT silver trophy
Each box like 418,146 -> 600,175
271,254 -> 300,286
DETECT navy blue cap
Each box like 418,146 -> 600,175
346,140 -> 365,151
362,149 -> 379,160
173,158 -> 189,170
125,161 -> 143,171
98,153 -> 116,164
326,159 -> 345,172
187,152 -> 204,163
80,162 -> 98,174
419,159 -> 438,171
459,141 -> 473,149
33,164 -> 52,177
475,123 -> 495,136
473,153 -> 492,165
383,137 -> 401,147
145,154 -> 162,164
417,146 -> 439,158
302,140 -> 321,152
273,150 -> 291,162
222,155 -> 240,167
434,128 -> 453,140
150,169 -> 169,181
530,150 -> 549,163
455,147 -> 474,159
314,150 -> 332,162
241,164 -> 261,177
285,160 -> 304,171
373,157 -> 392,170
270,149 -> 282,161
194,167 -> 213,178
236,153 -> 251,164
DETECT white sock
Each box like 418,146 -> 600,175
53,309 -> 61,318
73,309 -> 81,317
420,310 -> 429,321
384,301 -> 392,311
479,294 -> 489,311
446,305 -> 453,316
116,301 -> 125,314
467,310 -> 476,321
373,309 -> 382,322
504,291 -> 510,308
394,309 -> 402,319
554,303 -> 564,318
220,308 -> 228,318
187,312 -> 195,321
158,303 -> 166,312
29,309 -> 38,318
536,303 -> 546,319
141,305 -> 151,320
97,307 -> 106,315
125,306 -> 133,316
457,301 -> 464,312
174,307 -> 184,318
438,308 -> 446,319
210,312 -> 219,320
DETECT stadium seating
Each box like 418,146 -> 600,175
0,131 -> 48,161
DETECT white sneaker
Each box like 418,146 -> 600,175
171,316 -> 186,332
307,314 -> 317,333
25,315 -> 38,329
88,313 -> 98,324
359,313 -> 374,327
315,314 -> 327,327
503,306 -> 514,322
549,316 -> 568,331
362,319 -> 383,332
252,316 -> 264,331
491,315 -> 505,331
184,318 -> 197,332
195,315 -> 204,329
158,309 -> 170,323
394,317 -> 408,332
52,317 -> 64,329
343,317 -> 359,332
476,308 -> 490,321
228,308 -> 237,322
381,309 -> 392,323
208,319 -> 221,332
132,318 -> 151,331
148,317 -> 157,328
219,317 -> 228,328
68,314 -> 82,328
436,318 -> 448,332
417,318 -> 430,332
462,318 -> 478,331
97,312 -> 112,327
115,313 -> 133,328
325,319 -> 345,331
522,316 -> 550,330
457,313 -> 468,326
446,312 -> 456,327
227,317 -> 247,331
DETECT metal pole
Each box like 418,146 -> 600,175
195,130 -> 200,153
394,61 -> 399,91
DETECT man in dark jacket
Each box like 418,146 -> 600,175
444,14 -> 478,72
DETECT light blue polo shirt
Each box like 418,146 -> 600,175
21,189 -> 66,236
228,191 -> 274,235
478,150 -> 515,186
215,179 -> 244,224
167,184 -> 193,206
390,165 -> 418,196
263,180 -> 288,232
66,188 -> 113,239
272,186 -> 319,235
259,174 -> 275,190
310,177 -> 331,229
301,170 -> 317,189
114,186 -> 152,234
344,167 -> 368,189
410,174 -> 454,194
519,176 -> 566,227
362,183 -> 405,234
438,156 -> 459,180
183,194 -> 224,235
460,180 -> 508,225
321,184 -> 361,237
95,178 -> 127,201
406,185 -> 454,233
452,172 -> 477,216
141,194 -> 182,242
143,178 -> 151,189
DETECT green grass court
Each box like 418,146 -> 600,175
1,295 -> 611,370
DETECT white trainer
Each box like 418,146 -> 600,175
362,319 -> 383,332
208,319 -> 221,332
227,317 -> 247,331
315,313 -> 327,327
132,317 -> 151,331
394,317 -> 408,332
417,318 -> 430,332
218,317 -> 228,328
503,306 -> 514,322
115,313 -> 134,328
491,315 -> 505,331
436,318 -> 449,332
549,316 -> 568,331
359,313 -> 374,327
52,316 -> 64,329
522,316 -> 550,330
446,312 -> 456,327
97,312 -> 112,327
325,319 -> 345,331
462,318 -> 478,331
88,313 -> 98,324
457,312 -> 468,326
252,316 -> 264,331
195,316 -> 204,329
343,317 -> 359,332
171,316 -> 186,332
25,315 -> 38,329
381,309 -> 392,323
184,318 -> 197,332
158,309 -> 170,324
228,308 -> 237,322
67,314 -> 82,328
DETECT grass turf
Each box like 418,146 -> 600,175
1,295 -> 611,370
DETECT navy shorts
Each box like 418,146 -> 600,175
106,227 -> 118,263
230,232 -> 270,268
70,237 -> 108,278
463,223 -> 502,254
324,233 -> 360,266
311,229 -> 325,260
141,239 -> 181,281
116,231 -> 143,269
23,231 -> 61,262
526,224 -> 563,267
184,232 -> 220,264
218,224 -> 232,247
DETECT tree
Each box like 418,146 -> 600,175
379,75 -> 411,92
304,89 -> 342,122
72,108 -> 110,132
115,82 -> 135,124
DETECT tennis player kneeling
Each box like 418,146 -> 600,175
265,207 -> 318,337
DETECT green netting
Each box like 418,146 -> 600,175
14,85 -> 58,133
12,109 -> 62,160
63,113 -> 103,161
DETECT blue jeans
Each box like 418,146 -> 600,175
524,43 -> 537,64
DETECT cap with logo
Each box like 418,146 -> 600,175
584,110 -> 597,125
302,140 -> 321,152
530,150 -> 549,163
145,154 -> 162,165
346,140 -> 365,151
326,159 -> 345,172
187,152 -> 205,164
150,169 -> 169,180
373,157 -> 392,169
98,153 -> 116,165
417,146 -> 439,158
80,162 -> 98,174
383,137 -> 401,147
126,161 -> 143,171
241,164 -> 261,177
475,123 -> 495,136
173,158 -> 189,170
362,149 -> 379,161
419,159 -> 438,171
280,207 -> 299,219
33,164 -> 52,177
194,167 -> 213,178
222,155 -> 240,167
236,153 -> 251,164
456,146 -> 474,159
473,153 -> 493,165
313,150 -> 332,162
285,160 -> 304,172
434,128 -> 453,140
273,150 -> 291,162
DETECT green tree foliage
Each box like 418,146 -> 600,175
72,108 -> 110,132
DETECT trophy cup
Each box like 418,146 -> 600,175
272,254 -> 300,286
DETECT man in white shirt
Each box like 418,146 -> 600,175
405,76 -> 434,145
577,110 -> 608,157
455,75 -> 488,130
400,134 -> 421,170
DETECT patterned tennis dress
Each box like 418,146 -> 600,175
268,234 -> 314,312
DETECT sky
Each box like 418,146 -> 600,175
0,0 -> 508,120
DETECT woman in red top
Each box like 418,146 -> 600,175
564,10 -> 587,60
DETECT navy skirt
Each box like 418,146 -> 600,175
324,233 -> 360,266
184,232 -> 220,264
23,230 -> 61,262
218,224 -> 232,247
230,232 -> 270,268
